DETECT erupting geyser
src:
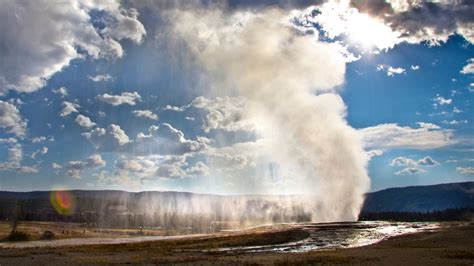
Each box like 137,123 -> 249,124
168,8 -> 370,222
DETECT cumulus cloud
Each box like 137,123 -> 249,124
116,157 -> 155,174
82,124 -> 130,150
456,166 -> 474,175
433,95 -> 452,106
351,0 -> 474,45
377,64 -> 406,76
186,161 -> 210,176
31,146 -> 48,159
52,87 -> 68,97
65,154 -> 106,178
366,149 -> 383,160
163,105 -> 187,112
417,156 -> 440,166
0,100 -> 27,138
395,167 -> 426,176
442,119 -> 468,125
96,92 -> 142,106
0,144 -> 38,174
359,123 -> 454,150
133,123 -> 206,155
390,156 -> 439,167
132,110 -> 158,120
0,138 -> 17,144
32,136 -> 46,143
390,155 -> 439,176
112,154 -> 208,180
59,101 -> 80,117
52,163 -> 62,169
461,58 -> 474,74
290,0 -> 474,53
83,122 -> 206,156
75,114 -> 96,128
291,1 -> 399,51
88,74 -> 114,82
0,0 -> 145,95
191,96 -> 254,133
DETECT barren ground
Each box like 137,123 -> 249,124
0,222 -> 472,265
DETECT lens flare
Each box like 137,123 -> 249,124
50,190 -> 76,216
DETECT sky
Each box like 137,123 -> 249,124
0,0 -> 473,195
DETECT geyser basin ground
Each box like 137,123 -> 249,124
0,222 -> 472,265
0,221 -> 437,249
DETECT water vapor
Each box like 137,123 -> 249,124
168,8 -> 370,221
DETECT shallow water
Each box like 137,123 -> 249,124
217,221 -> 440,253
0,221 -> 439,251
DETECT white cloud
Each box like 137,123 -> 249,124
395,167 -> 426,176
59,101 -> 80,117
410,65 -> 420,70
52,163 -> 62,169
186,161 -> 209,176
0,0 -> 145,95
52,87 -> 68,97
8,144 -> 22,162
461,58 -> 474,74
65,154 -> 106,178
116,157 -> 155,174
86,154 -> 106,168
390,156 -> 439,167
32,136 -> 46,143
376,64 -> 405,76
442,119 -> 468,125
83,123 -> 208,181
31,146 -> 48,159
390,156 -> 417,167
0,144 -> 38,174
112,154 -> 205,180
352,1 -> 474,46
417,156 -> 440,166
291,1 -> 399,51
0,138 -> 17,144
191,96 -> 254,133
387,66 -> 406,76
456,167 -> 474,175
366,149 -> 383,160
417,122 -> 440,130
96,92 -> 141,106
88,74 -> 113,82
75,114 -> 96,128
0,100 -> 27,138
83,124 -> 130,150
132,110 -> 158,120
359,123 -> 454,150
291,1 -> 474,52
433,95 -> 452,106
163,105 -> 187,112
133,123 -> 206,155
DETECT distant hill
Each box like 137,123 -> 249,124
361,181 -> 474,213
0,182 -> 472,228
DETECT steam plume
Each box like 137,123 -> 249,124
169,8 -> 370,221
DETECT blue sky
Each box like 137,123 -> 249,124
0,0 -> 473,194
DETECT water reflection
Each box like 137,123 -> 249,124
217,221 -> 440,253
